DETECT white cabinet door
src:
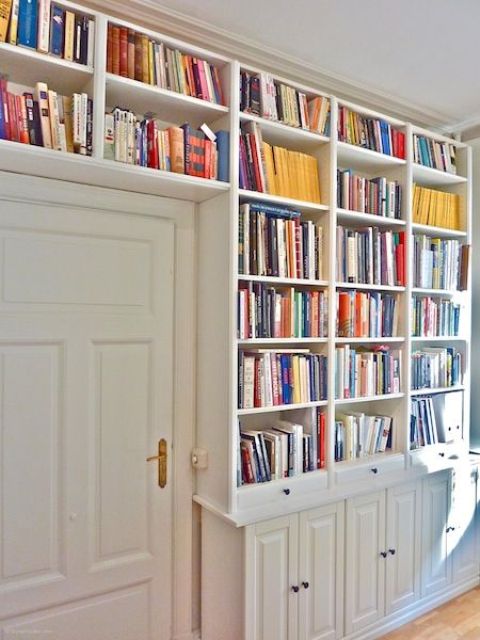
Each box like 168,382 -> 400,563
452,466 -> 479,584
421,471 -> 452,596
246,515 -> 299,640
298,503 -> 344,640
345,491 -> 386,635
385,481 -> 422,615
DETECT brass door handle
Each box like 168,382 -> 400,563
146,439 -> 167,488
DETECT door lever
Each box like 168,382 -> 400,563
146,439 -> 167,488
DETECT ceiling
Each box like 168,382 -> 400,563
147,0 -> 480,132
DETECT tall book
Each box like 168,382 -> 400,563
34,81 -> 52,148
36,0 -> 50,52
17,0 -> 37,48
0,0 -> 12,42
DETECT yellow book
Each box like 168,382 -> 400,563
8,0 -> 18,43
292,356 -> 301,404
0,0 -> 12,42
148,40 -> 154,85
263,142 -> 276,195
64,11 -> 75,61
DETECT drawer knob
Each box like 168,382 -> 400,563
388,548 -> 396,555
283,488 -> 291,496
371,467 -> 378,474
380,551 -> 387,558
302,581 -> 309,589
291,585 -> 299,593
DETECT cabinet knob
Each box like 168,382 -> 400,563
446,526 -> 456,533
302,581 -> 310,589
291,585 -> 299,593
380,551 -> 387,558
283,488 -> 291,496
371,467 -> 378,474
388,548 -> 396,555
439,452 -> 445,458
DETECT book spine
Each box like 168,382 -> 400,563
8,0 -> 19,43
119,26 -> 128,77
0,0 -> 12,42
49,3 -> 64,56
34,82 -> 52,148
64,10 -> 75,61
17,0 -> 38,48
37,0 -> 50,52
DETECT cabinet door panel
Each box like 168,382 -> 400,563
452,466 -> 479,584
385,481 -> 421,614
421,471 -> 452,596
345,491 -> 386,635
245,515 -> 298,640
299,503 -> 344,640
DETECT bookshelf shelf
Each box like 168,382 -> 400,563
238,189 -> 329,214
239,111 -> 329,148
238,400 -> 328,415
410,385 -> 465,397
0,42 -> 94,94
336,208 -> 406,227
336,282 -> 406,292
238,338 -> 328,345
412,162 -> 467,187
411,287 -> 462,296
335,337 -> 405,344
411,222 -> 467,239
337,141 -> 406,170
105,73 -> 229,126
411,336 -> 466,342
237,274 -> 329,287
335,393 -> 404,405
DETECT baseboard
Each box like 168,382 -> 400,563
346,577 -> 480,640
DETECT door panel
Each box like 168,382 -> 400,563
385,482 -> 421,614
0,177 -> 187,639
299,503 -> 344,640
345,491 -> 386,635
452,466 -> 479,583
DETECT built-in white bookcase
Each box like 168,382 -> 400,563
0,2 -> 472,527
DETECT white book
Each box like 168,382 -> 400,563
275,420 -> 303,476
87,18 -> 95,67
104,113 -> 115,160
263,352 -> 273,407
242,355 -> 255,409
37,0 -> 50,52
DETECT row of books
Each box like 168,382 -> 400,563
0,0 -> 93,65
336,227 -> 405,287
337,169 -> 402,219
412,235 -> 469,291
239,122 -> 321,202
412,184 -> 461,230
238,409 -> 326,484
107,24 -> 224,104
238,202 -> 323,280
337,106 -> 405,159
411,347 -> 462,390
238,349 -> 328,410
239,70 -> 330,135
335,346 -> 401,400
411,297 -> 460,338
336,291 -> 399,338
335,413 -> 392,461
410,391 -> 462,449
104,109 -> 229,180
0,78 -> 92,154
237,283 -> 328,340
413,134 -> 457,174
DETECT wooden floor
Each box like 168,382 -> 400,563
381,587 -> 480,639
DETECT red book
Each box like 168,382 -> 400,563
294,220 -> 302,279
397,131 -> 405,159
127,28 -> 135,80
106,24 -> 113,73
147,119 -> 159,169
16,95 -> 29,144
248,132 -> 263,193
119,27 -> 128,77
240,442 -> 255,484
254,357 -> 261,407
134,31 -> 143,82
319,412 -> 326,469
396,231 -> 405,286
198,60 -> 209,100
204,138 -> 212,179
185,56 -> 195,97
111,26 -> 120,76
7,92 -> 18,142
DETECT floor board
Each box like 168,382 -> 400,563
380,587 -> 480,639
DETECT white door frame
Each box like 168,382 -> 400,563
0,171 -> 196,640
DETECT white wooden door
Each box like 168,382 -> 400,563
452,466 -> 479,584
0,175 -> 188,639
385,481 -> 422,615
345,491 -> 386,635
298,502 -> 344,640
421,471 -> 452,597
246,514 -> 299,640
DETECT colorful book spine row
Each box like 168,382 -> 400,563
336,290 -> 399,338
335,413 -> 392,461
0,78 -> 92,154
239,121 -> 321,202
239,70 -> 330,135
106,23 -> 224,105
410,397 -> 438,448
411,347 -> 462,390
336,227 -> 405,287
412,183 -> 461,230
0,0 -> 93,65
104,109 -> 229,180
413,134 -> 457,174
337,106 -> 405,159
413,235 -> 469,291
238,409 -> 326,484
411,296 -> 460,338
335,346 -> 401,399
337,169 -> 402,218
238,202 -> 323,279
238,349 -> 328,409
238,283 -> 328,340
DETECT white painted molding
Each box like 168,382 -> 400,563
81,0 -> 453,130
